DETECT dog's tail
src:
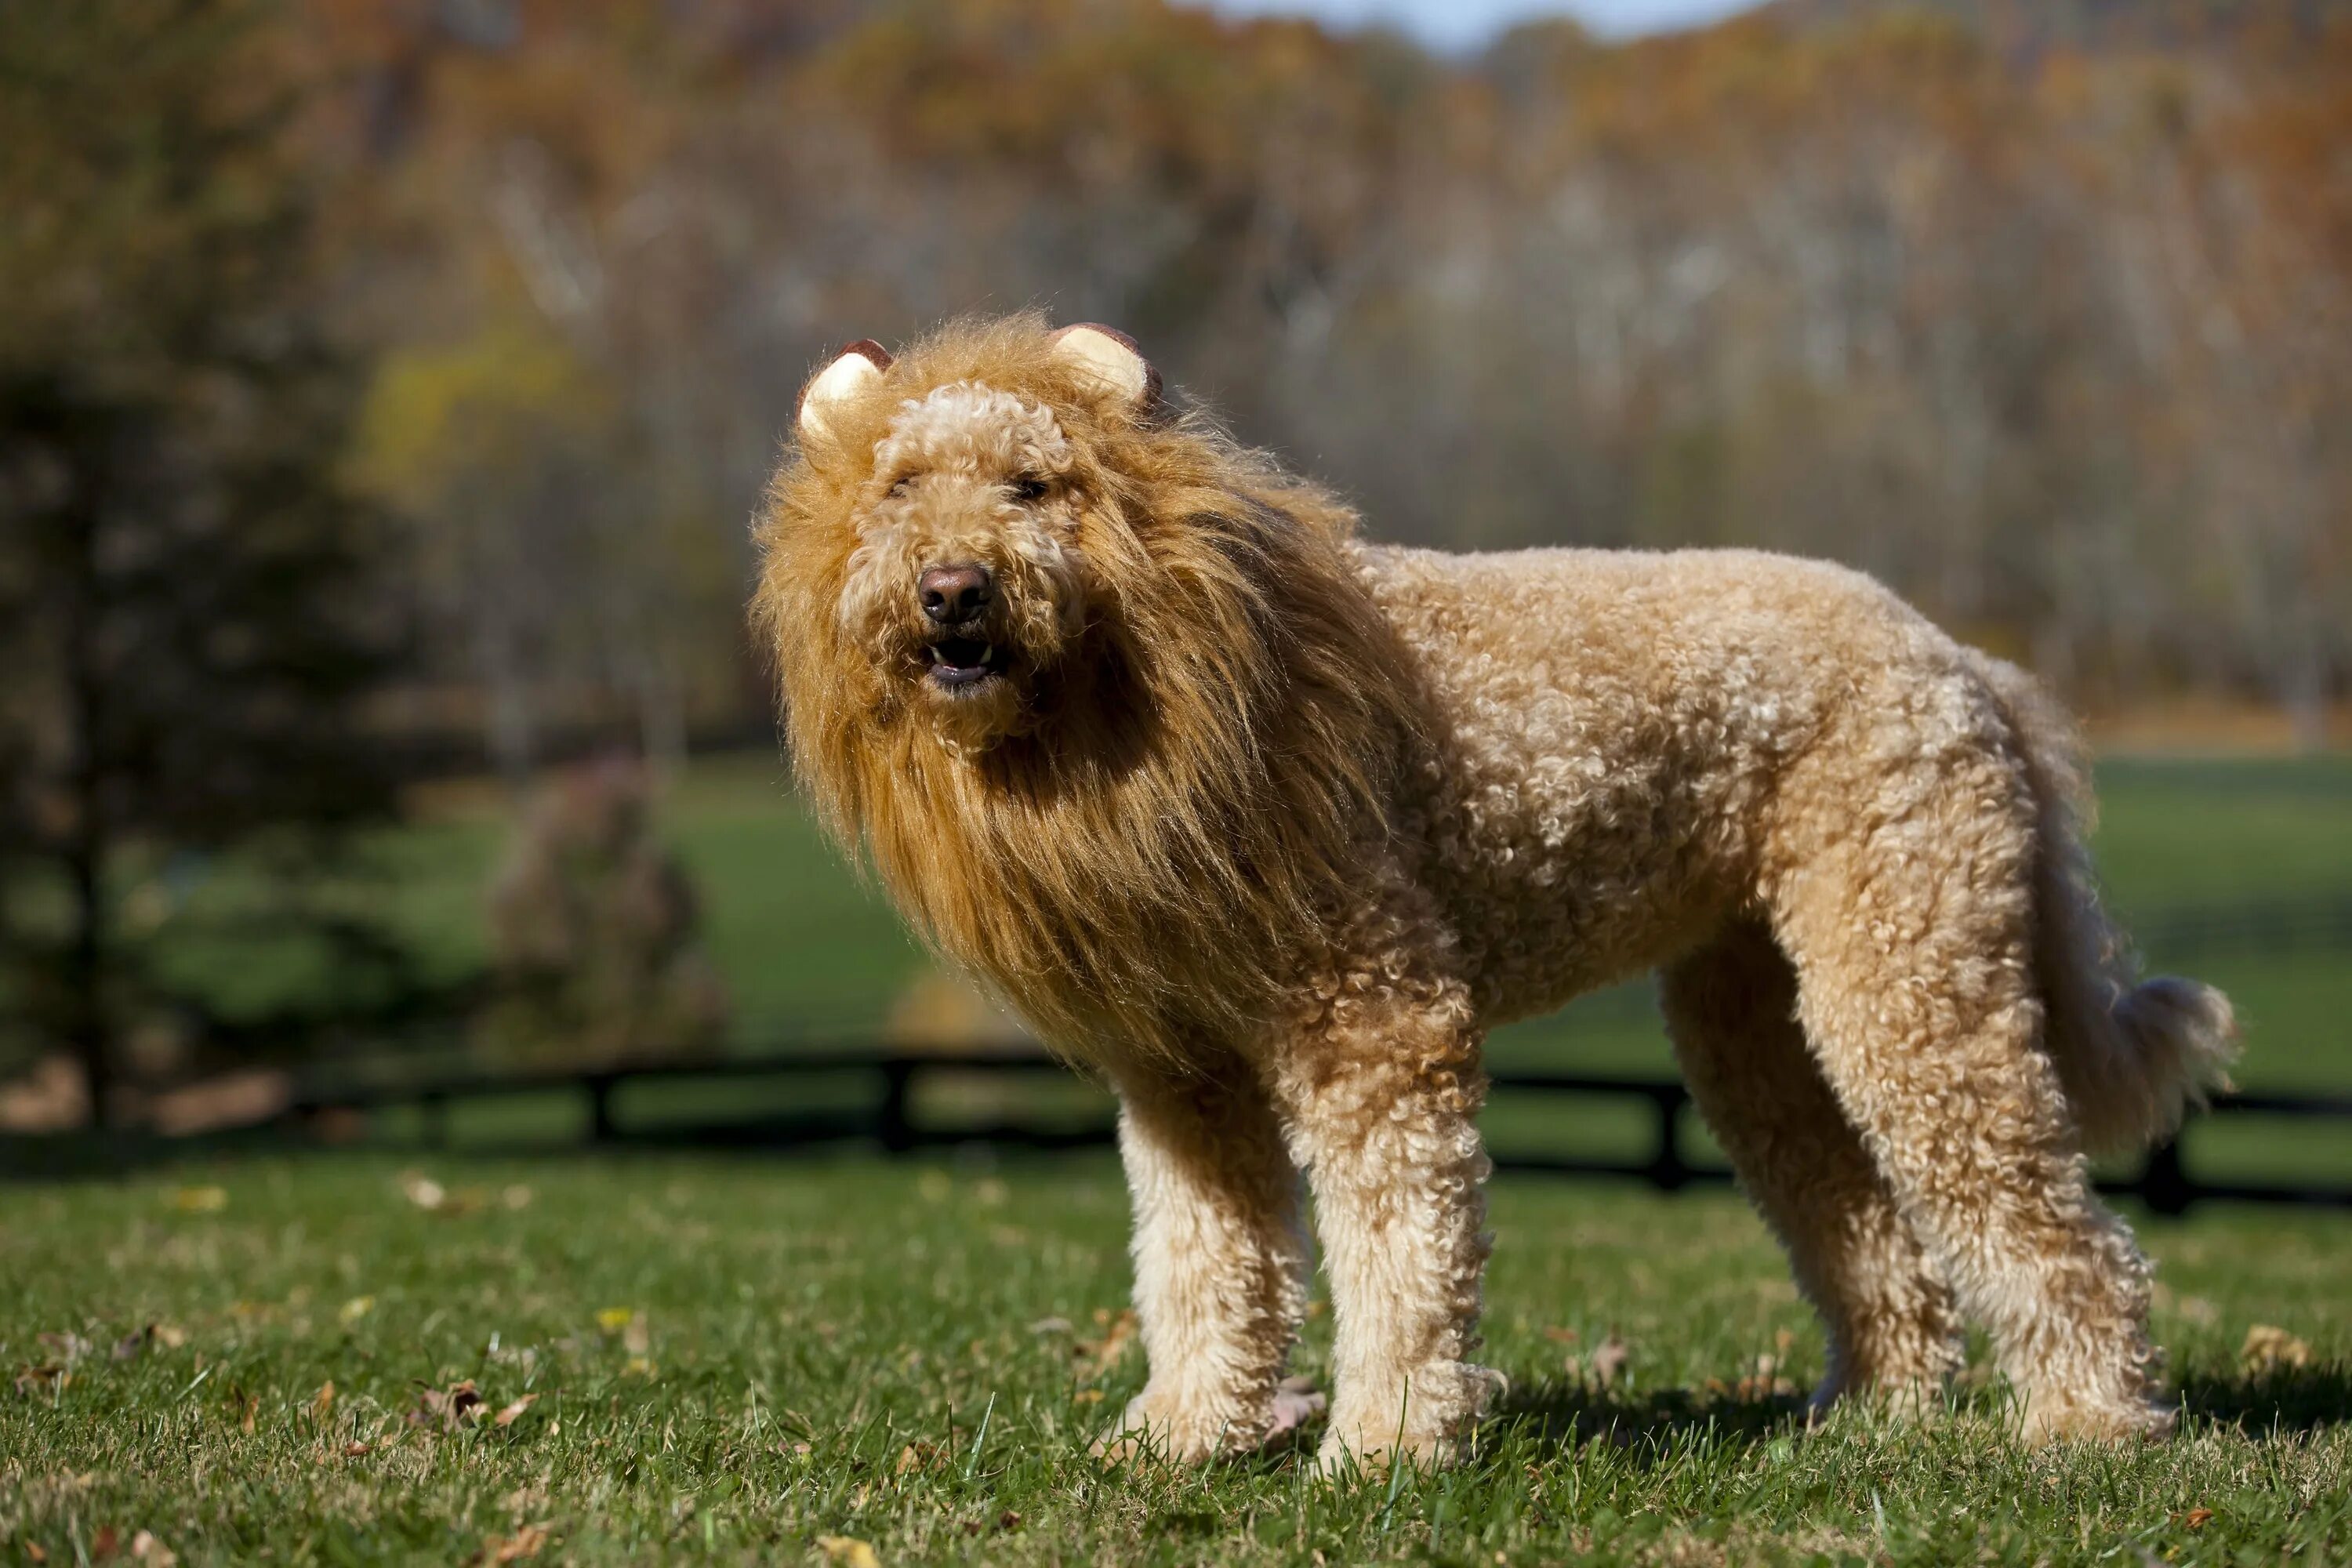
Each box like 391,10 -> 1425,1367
1973,654 -> 2240,1156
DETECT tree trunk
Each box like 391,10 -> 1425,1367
61,482 -> 112,1130
64,838 -> 111,1131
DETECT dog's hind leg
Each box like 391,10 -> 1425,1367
1100,1056 -> 1312,1461
1767,736 -> 2169,1442
1660,920 -> 1963,1414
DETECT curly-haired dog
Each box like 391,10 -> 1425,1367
754,314 -> 2237,1469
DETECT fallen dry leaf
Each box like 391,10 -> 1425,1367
91,1526 -> 118,1559
226,1385 -> 258,1434
1071,1388 -> 1104,1404
38,1332 -> 91,1364
152,1324 -> 187,1350
492,1392 -> 539,1428
1732,1352 -> 1800,1401
409,1379 -> 485,1432
1588,1334 -> 1632,1388
343,1441 -> 373,1457
312,1381 -> 336,1417
1026,1316 -> 1073,1337
815,1536 -> 882,1568
24,1540 -> 47,1563
502,1185 -> 535,1210
401,1172 -> 448,1210
129,1529 -> 176,1565
2183,1508 -> 2214,1530
895,1441 -> 942,1475
339,1296 -> 376,1326
1542,1326 -> 1580,1345
476,1523 -> 550,1564
15,1365 -> 69,1398
2241,1324 -> 2311,1374
1074,1308 -> 1137,1379
169,1187 -> 227,1213
596,1307 -> 650,1352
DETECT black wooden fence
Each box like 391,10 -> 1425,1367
260,1047 -> 2352,1216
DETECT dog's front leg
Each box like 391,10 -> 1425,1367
1269,951 -> 1498,1473
1098,1058 -> 1311,1462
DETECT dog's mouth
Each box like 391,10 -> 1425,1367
924,633 -> 1009,691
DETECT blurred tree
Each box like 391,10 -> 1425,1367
0,0 -> 415,1123
103,0 -> 2352,777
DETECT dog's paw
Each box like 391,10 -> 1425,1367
1094,1388 -> 1283,1465
1310,1362 -> 1499,1477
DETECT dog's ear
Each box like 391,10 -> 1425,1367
1050,323 -> 1161,414
797,339 -> 893,443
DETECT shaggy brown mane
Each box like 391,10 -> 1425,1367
753,314 -> 1420,1061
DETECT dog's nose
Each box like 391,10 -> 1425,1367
918,563 -> 993,623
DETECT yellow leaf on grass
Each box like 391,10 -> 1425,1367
169,1187 -> 227,1213
339,1297 -> 376,1325
492,1393 -> 539,1427
400,1173 -> 448,1210
2241,1324 -> 2311,1374
815,1536 -> 882,1568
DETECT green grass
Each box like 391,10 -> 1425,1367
2,1154 -> 2346,1565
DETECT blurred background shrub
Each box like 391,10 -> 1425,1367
477,757 -> 728,1068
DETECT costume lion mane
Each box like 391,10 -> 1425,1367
754,313 -> 2237,1468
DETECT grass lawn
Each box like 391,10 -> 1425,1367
2,1154 -> 2347,1566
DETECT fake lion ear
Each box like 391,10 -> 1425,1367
1050,323 -> 1161,414
797,339 -> 894,443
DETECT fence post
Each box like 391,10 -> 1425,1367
878,1059 -> 916,1155
2141,1138 -> 2193,1218
1647,1083 -> 1690,1193
586,1073 -> 619,1145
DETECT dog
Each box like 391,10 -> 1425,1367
754,312 -> 2238,1468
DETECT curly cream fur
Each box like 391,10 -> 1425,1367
755,312 -> 2238,1468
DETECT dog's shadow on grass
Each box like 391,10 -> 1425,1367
2179,1366 -> 2352,1433
1481,1365 -> 2352,1455
1487,1377 -> 1811,1453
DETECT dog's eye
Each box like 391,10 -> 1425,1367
1007,474 -> 1050,503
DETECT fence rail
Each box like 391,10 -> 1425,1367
234,1048 -> 2352,1216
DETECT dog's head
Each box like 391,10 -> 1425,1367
771,319 -> 1162,753
758,313 -> 1417,1054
